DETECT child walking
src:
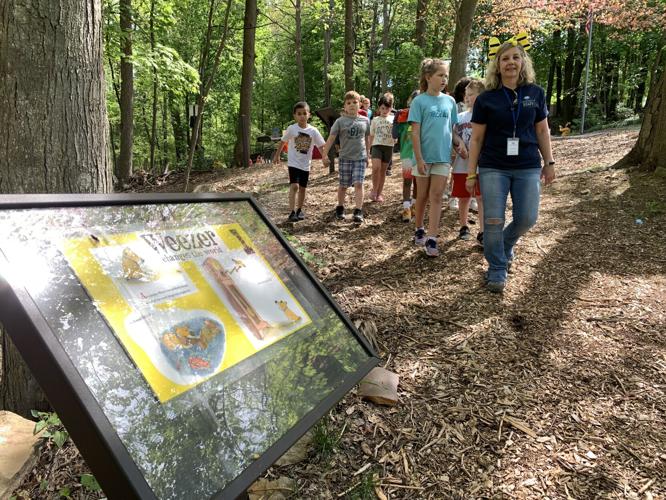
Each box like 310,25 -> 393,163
322,91 -> 371,223
273,101 -> 328,222
452,79 -> 485,243
409,58 -> 467,257
393,90 -> 419,222
369,93 -> 395,202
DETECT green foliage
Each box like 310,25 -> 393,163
348,469 -> 378,500
31,410 -> 69,449
311,419 -> 340,460
80,474 -> 102,492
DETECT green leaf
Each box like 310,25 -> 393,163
53,430 -> 69,448
39,479 -> 49,492
80,474 -> 102,492
58,486 -> 71,498
34,420 -> 48,434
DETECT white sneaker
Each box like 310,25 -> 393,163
470,198 -> 478,212
449,198 -> 459,210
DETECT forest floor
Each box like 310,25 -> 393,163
14,127 -> 666,499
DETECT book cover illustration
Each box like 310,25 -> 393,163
61,223 -> 310,402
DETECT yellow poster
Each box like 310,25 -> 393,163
61,223 -> 311,403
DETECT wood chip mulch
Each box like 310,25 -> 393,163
16,128 -> 666,499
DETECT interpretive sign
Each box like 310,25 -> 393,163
0,194 -> 377,500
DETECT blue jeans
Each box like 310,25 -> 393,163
479,167 -> 541,282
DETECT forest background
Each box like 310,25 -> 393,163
102,0 -> 666,180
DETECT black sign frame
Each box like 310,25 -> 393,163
0,193 -> 378,499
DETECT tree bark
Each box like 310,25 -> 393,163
415,0 -> 427,50
0,0 -> 112,417
344,0 -> 354,90
448,0 -> 478,90
118,0 -> 134,182
294,0 -> 305,101
233,0 -> 258,167
379,0 -> 391,92
323,0 -> 334,106
367,0 -> 378,98
149,0 -> 158,173
615,52 -> 665,172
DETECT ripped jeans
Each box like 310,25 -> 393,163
479,167 -> 541,283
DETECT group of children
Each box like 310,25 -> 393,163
273,58 -> 484,257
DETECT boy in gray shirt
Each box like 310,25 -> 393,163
322,91 -> 370,223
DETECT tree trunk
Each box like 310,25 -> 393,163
562,27 -> 576,123
415,0 -> 427,50
323,0 -> 334,106
234,0 -> 258,167
118,0 -> 134,183
367,0 -> 378,98
294,0 -> 305,101
0,0 -> 112,417
379,0 -> 391,92
448,0 -> 478,90
149,0 -> 158,173
344,0 -> 354,90
614,56 -> 665,172
556,57 -> 562,117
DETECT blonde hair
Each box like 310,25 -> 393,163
419,58 -> 448,92
466,79 -> 485,95
484,43 -> 536,90
344,90 -> 361,102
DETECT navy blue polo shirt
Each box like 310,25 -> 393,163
471,83 -> 548,169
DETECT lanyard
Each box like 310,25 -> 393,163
502,86 -> 522,138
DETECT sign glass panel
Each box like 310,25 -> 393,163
0,199 -> 372,499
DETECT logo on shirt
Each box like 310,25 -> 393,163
294,132 -> 312,154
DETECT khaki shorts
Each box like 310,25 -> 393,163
413,162 -> 451,178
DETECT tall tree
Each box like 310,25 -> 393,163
294,0 -> 305,101
0,0 -> 112,417
183,0 -> 233,189
615,49 -> 665,172
344,0 -> 354,89
415,0 -> 427,49
118,0 -> 134,182
323,0 -> 334,106
448,0 -> 478,88
234,0 -> 258,167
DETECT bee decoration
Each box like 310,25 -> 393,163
488,31 -> 531,60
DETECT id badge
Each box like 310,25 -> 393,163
507,138 -> 519,156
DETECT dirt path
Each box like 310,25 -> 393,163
234,129 -> 665,499
17,128 -> 665,499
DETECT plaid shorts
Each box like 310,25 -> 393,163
338,158 -> 367,187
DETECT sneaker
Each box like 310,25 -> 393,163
458,225 -> 472,240
352,208 -> 364,223
335,206 -> 345,220
296,208 -> 305,220
287,211 -> 299,222
470,198 -> 478,212
449,197 -> 459,210
413,228 -> 426,246
486,281 -> 505,293
386,166 -> 392,176
401,207 -> 412,222
476,231 -> 484,246
425,237 -> 439,257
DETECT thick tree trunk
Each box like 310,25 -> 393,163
615,56 -> 665,172
118,0 -> 134,182
234,0 -> 257,167
0,0 -> 112,417
448,0 -> 478,90
344,0 -> 354,90
415,0 -> 427,49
